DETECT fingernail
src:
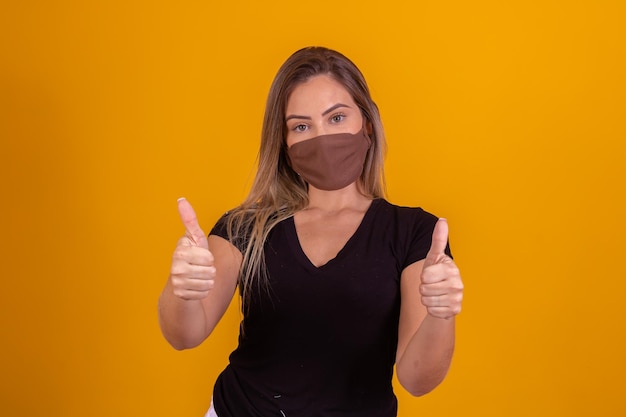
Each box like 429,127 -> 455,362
177,197 -> 186,202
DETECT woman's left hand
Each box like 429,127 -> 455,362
419,219 -> 464,319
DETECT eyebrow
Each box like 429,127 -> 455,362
285,103 -> 352,122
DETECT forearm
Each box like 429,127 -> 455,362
396,315 -> 456,396
158,280 -> 209,350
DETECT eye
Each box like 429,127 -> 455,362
292,123 -> 308,132
330,113 -> 346,123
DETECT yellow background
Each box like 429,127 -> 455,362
1,1 -> 625,416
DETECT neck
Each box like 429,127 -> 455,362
305,183 -> 372,212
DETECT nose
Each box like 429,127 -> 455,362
314,121 -> 329,136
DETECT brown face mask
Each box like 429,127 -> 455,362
287,128 -> 371,191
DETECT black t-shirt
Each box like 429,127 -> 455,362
209,198 -> 450,417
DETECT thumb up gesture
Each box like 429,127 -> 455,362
420,219 -> 464,319
169,198 -> 216,300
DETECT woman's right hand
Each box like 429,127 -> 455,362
169,198 -> 216,300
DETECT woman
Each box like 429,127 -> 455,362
158,46 -> 464,417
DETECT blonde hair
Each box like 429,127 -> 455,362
225,46 -> 387,310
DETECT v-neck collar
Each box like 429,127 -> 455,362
285,198 -> 382,274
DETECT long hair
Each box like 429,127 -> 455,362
225,46 -> 387,311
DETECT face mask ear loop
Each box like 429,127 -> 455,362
362,121 -> 373,149
282,139 -> 293,168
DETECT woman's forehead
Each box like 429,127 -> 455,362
286,75 -> 355,113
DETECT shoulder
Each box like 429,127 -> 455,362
371,199 -> 447,264
209,206 -> 289,253
209,209 -> 235,237
209,208 -> 253,253
374,198 -> 439,228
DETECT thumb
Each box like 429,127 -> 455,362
177,197 -> 209,249
424,218 -> 449,265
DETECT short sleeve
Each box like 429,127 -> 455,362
402,208 -> 453,269
209,212 -> 229,240
209,212 -> 248,254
